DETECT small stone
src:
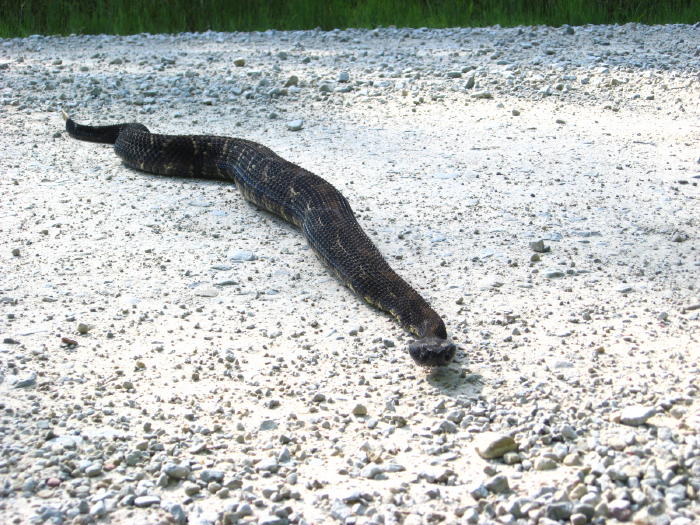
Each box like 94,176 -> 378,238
337,71 -> 350,83
311,392 -> 326,403
570,512 -> 588,525
11,371 -> 36,388
485,474 -> 509,494
671,231 -> 689,242
156,472 -> 169,487
569,483 -> 587,501
475,433 -> 518,459
77,322 -> 91,334
260,419 -> 278,431
90,501 -> 106,517
503,452 -> 521,465
134,495 -> 160,508
46,478 -> 61,488
284,75 -> 299,87
512,109 -> 520,116
164,503 -> 187,525
436,420 -> 458,433
544,269 -> 565,279
608,499 -> 632,521
465,74 -> 476,89
286,119 -> 304,131
446,71 -> 462,78
200,469 -> 225,483
468,483 -> 488,501
256,458 -> 279,473
535,457 -> 558,471
352,403 -> 368,416
11,248 -> 20,256
560,425 -> 577,440
278,447 -> 291,463
563,453 -> 583,466
233,58 -> 245,67
163,462 -> 191,480
183,481 -> 200,496
229,250 -> 257,262
84,462 -> 102,477
361,464 -> 384,479
420,466 -> 453,484
618,405 -> 655,426
529,240 -> 550,253
463,507 -> 480,523
547,502 -> 573,521
472,91 -> 493,99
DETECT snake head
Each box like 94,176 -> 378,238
408,337 -> 456,367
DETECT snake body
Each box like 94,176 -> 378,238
63,114 -> 456,366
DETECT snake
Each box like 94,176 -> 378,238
62,112 -> 456,367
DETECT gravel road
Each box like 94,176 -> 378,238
1,23 -> 699,525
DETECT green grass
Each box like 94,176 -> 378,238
1,0 -> 698,38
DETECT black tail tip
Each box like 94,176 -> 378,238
408,337 -> 456,367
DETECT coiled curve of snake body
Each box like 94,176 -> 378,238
63,113 -> 456,367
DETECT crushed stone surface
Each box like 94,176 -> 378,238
1,23 -> 699,525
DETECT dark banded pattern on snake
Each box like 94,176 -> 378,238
63,113 -> 456,366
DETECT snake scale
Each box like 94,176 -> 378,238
63,113 -> 456,367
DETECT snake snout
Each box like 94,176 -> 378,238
408,337 -> 456,367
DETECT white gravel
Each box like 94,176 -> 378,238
1,23 -> 700,525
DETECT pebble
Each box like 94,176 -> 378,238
10,371 -> 37,388
543,269 -> 565,279
475,433 -> 518,459
90,500 -> 106,517
529,239 -> 550,253
134,495 -> 160,507
233,58 -> 245,67
534,457 -> 558,471
485,474 -> 510,494
84,462 -> 102,477
465,74 -> 476,89
419,466 -> 453,483
200,469 -> 225,483
546,501 -> 572,521
164,462 -> 191,480
352,403 -> 368,416
361,464 -> 385,479
164,503 -> 187,525
286,119 -> 304,131
229,250 -> 257,262
472,91 -> 493,99
618,405 -> 656,426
